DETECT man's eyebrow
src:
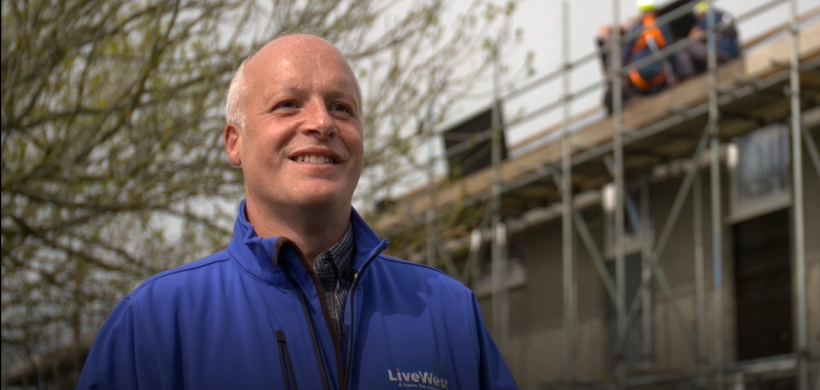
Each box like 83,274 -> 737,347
259,86 -> 304,104
325,88 -> 361,109
326,88 -> 358,100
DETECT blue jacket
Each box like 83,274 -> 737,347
698,9 -> 741,59
77,201 -> 517,390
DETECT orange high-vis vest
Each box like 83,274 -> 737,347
629,13 -> 668,91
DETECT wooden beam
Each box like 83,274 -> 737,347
744,22 -> 820,76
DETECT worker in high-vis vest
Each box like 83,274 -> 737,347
622,0 -> 675,94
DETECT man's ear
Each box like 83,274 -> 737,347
224,123 -> 243,167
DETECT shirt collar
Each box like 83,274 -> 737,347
314,223 -> 355,278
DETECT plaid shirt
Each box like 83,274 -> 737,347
313,224 -> 355,343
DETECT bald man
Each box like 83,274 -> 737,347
77,35 -> 517,390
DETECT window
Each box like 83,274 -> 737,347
733,209 -> 793,361
728,123 -> 791,222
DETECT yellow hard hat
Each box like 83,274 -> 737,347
694,1 -> 710,14
637,0 -> 658,12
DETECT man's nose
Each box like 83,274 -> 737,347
302,100 -> 336,139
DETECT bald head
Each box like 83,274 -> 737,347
222,33 -> 366,249
225,34 -> 361,129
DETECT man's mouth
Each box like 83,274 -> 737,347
291,155 -> 337,164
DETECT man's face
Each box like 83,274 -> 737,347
226,36 -> 364,213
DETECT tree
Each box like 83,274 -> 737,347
0,0 -> 522,383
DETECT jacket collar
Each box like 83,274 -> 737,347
348,207 -> 390,271
226,200 -> 389,288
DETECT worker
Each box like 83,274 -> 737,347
673,1 -> 741,81
622,0 -> 676,96
598,16 -> 640,114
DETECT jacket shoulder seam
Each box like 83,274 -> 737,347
131,254 -> 231,294
377,255 -> 463,281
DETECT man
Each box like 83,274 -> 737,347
600,0 -> 674,114
77,34 -> 518,390
598,16 -> 640,114
620,0 -> 676,97
673,1 -> 740,81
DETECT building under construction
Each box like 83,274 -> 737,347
372,0 -> 820,389
2,0 -> 818,389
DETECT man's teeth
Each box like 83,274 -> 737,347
295,155 -> 335,164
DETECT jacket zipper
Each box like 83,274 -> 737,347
341,240 -> 389,390
279,241 -> 342,390
278,238 -> 387,390
276,331 -> 299,390
287,274 -> 332,390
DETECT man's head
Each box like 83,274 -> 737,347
224,34 -> 364,217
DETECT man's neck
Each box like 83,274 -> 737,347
244,197 -> 351,264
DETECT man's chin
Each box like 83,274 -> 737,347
249,181 -> 354,213
288,190 -> 349,210
292,197 -> 336,209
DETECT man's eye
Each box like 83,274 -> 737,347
276,101 -> 298,109
331,104 -> 352,114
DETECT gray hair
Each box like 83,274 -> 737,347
225,51 -> 257,130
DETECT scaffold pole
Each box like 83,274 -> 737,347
789,0 -> 808,389
706,2 -> 725,389
426,101 -> 437,268
693,169 -> 707,389
490,40 -> 509,357
610,0 -> 626,387
561,2 -> 577,388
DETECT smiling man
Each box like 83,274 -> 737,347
77,34 -> 517,390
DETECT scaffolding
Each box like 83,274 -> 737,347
2,1 -> 817,389
384,0 -> 820,389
